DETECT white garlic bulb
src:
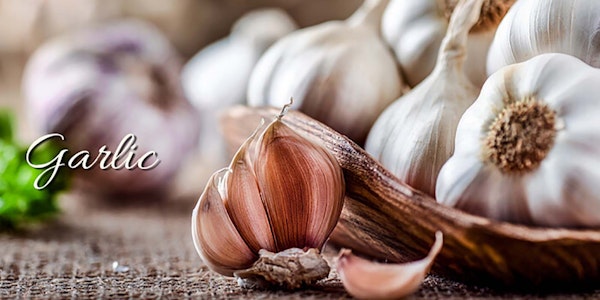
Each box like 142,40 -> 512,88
437,53 -> 600,228
248,0 -> 404,145
23,20 -> 200,195
182,9 -> 297,165
182,9 -> 297,111
487,0 -> 600,75
382,0 -> 514,87
366,0 -> 484,197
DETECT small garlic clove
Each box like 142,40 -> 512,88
337,231 -> 443,300
223,124 -> 277,253
253,118 -> 345,251
191,169 -> 257,276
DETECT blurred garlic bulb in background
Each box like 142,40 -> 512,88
23,20 -> 200,195
487,0 -> 600,75
182,9 -> 297,165
382,0 -> 515,87
183,9 -> 297,110
366,0 -> 483,197
248,0 -> 404,145
437,53 -> 600,227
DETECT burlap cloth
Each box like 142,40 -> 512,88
1,190 -> 598,300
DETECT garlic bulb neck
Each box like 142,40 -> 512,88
485,99 -> 557,174
436,0 -> 484,70
347,0 -> 390,30
441,0 -> 515,33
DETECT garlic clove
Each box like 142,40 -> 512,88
223,123 -> 277,253
191,169 -> 257,276
253,118 -> 345,251
192,105 -> 346,286
337,231 -> 443,300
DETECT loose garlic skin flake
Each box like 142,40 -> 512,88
437,53 -> 600,228
487,0 -> 600,75
382,0 -> 514,87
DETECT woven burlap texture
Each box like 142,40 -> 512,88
1,193 -> 598,299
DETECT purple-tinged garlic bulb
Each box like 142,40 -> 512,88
23,19 -> 200,195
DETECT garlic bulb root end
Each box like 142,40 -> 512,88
484,98 -> 557,174
234,248 -> 330,290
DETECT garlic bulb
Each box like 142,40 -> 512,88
247,0 -> 404,145
382,0 -> 515,87
182,9 -> 297,165
366,0 -> 483,197
191,107 -> 345,288
487,0 -> 600,75
436,53 -> 600,228
182,9 -> 297,111
23,20 -> 200,194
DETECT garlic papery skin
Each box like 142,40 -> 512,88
337,232 -> 443,300
247,0 -> 404,145
23,20 -> 200,195
487,0 -> 600,76
191,169 -> 258,276
382,0 -> 515,87
191,108 -> 345,288
436,53 -> 600,228
366,0 -> 484,197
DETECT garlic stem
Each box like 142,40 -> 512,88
436,0 -> 484,70
347,0 -> 391,31
441,0 -> 516,33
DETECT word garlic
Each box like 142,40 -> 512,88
23,20 -> 199,194
437,53 -> 600,227
366,0 -> 483,196
248,0 -> 404,145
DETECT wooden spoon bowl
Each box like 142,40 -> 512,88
220,106 -> 600,291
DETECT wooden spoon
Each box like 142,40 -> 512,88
220,106 -> 600,290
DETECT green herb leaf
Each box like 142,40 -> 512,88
0,111 -> 69,230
